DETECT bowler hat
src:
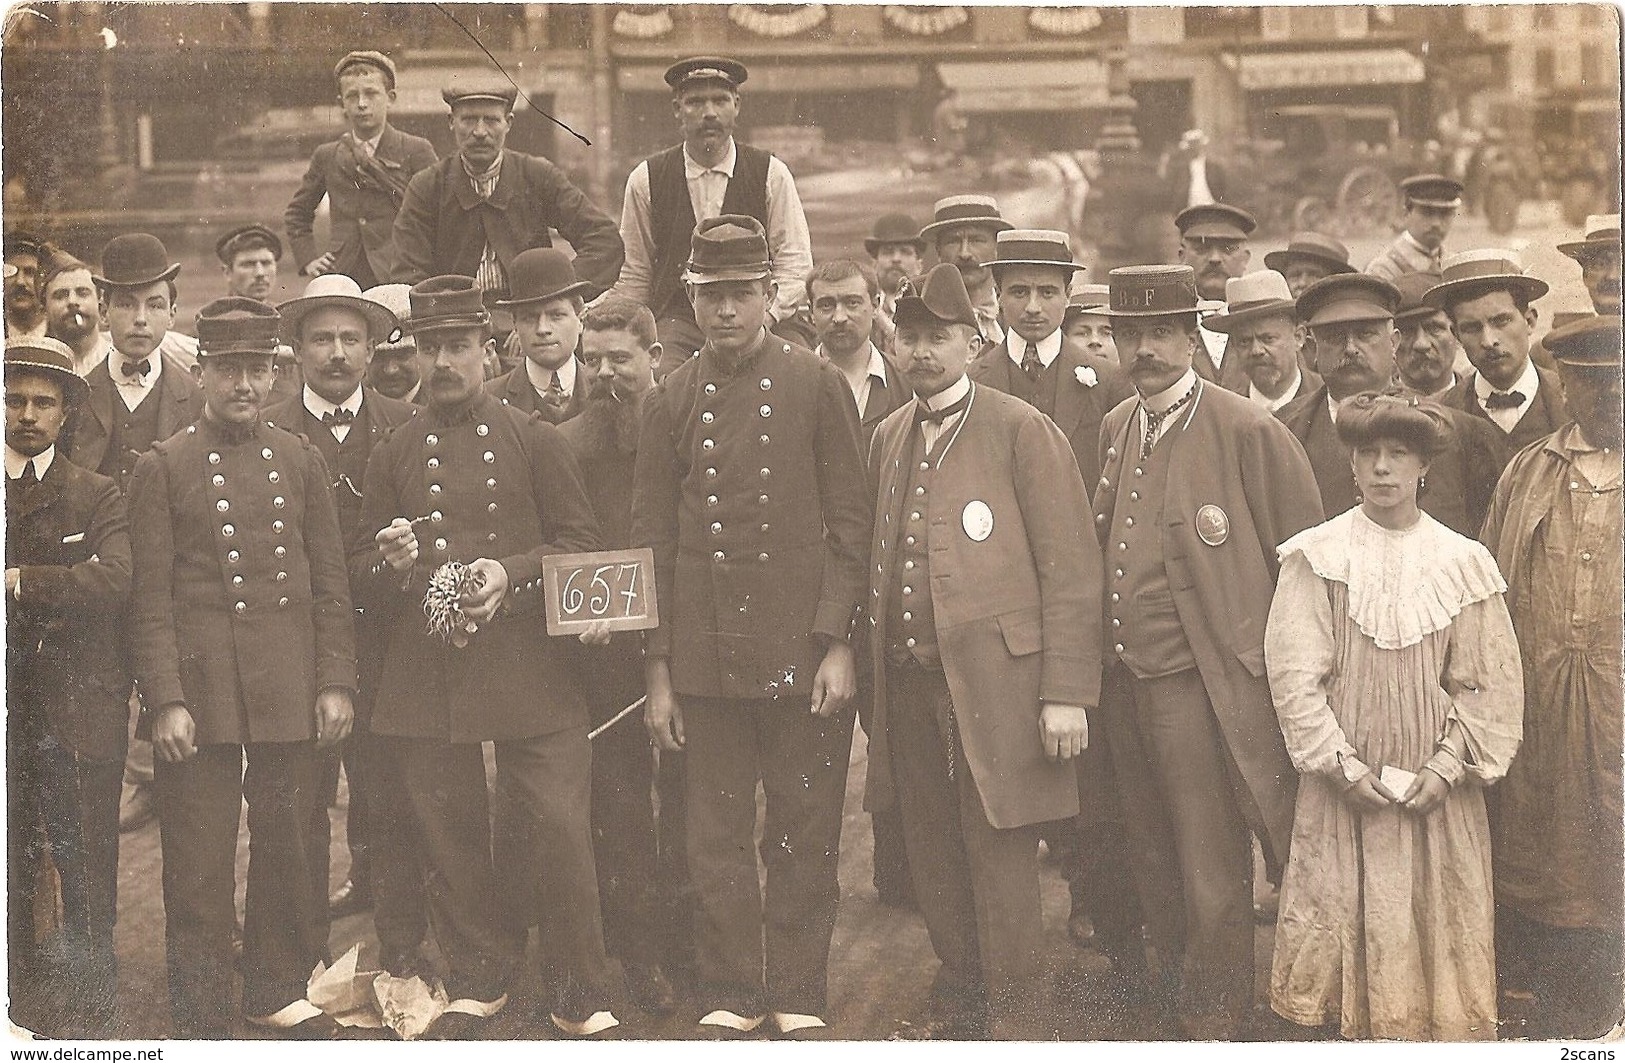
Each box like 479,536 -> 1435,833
664,56 -> 748,93
894,263 -> 980,334
1400,173 -> 1464,209
1263,232 -> 1355,277
195,297 -> 282,359
278,274 -> 398,343
95,233 -> 181,289
1557,213 -> 1622,259
1545,315 -> 1622,369
918,195 -> 1013,242
441,78 -> 518,111
864,213 -> 926,256
1175,203 -> 1257,240
1296,273 -> 1399,328
1422,249 -> 1549,311
5,335 -> 87,404
684,215 -> 772,285
215,224 -> 283,265
1204,270 -> 1297,333
1391,271 -> 1444,325
334,50 -> 398,90
1104,265 -> 1199,318
407,276 -> 490,335
492,248 -> 593,309
985,229 -> 1082,275
363,284 -> 415,348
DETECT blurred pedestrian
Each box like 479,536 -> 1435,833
484,248 -> 590,424
1161,129 -> 1228,212
919,195 -> 1011,346
1390,272 -> 1465,398
1365,175 -> 1463,282
1174,203 -> 1255,390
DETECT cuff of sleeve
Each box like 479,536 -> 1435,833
1425,747 -> 1465,787
1336,751 -> 1371,789
316,659 -> 358,694
811,599 -> 854,643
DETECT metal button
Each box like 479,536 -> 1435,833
1099,477 -> 1110,487
274,546 -> 286,559
261,448 -> 274,460
905,560 -> 915,570
905,536 -> 916,546
486,478 -> 497,489
759,468 -> 771,480
910,511 -> 921,521
1125,517 -> 1134,528
1129,492 -> 1140,502
710,522 -> 723,534
1107,446 -> 1117,459
919,461 -> 930,472
1114,642 -> 1125,653
714,550 -> 726,561
1570,481 -> 1580,490
426,434 -> 439,446
487,533 -> 498,543
759,434 -> 770,445
707,495 -> 719,506
760,523 -> 770,533
758,494 -> 769,505
757,552 -> 770,562
702,439 -> 715,450
276,571 -> 288,583
902,611 -> 912,622
704,383 -> 717,395
430,510 -> 444,523
488,502 -> 498,513
272,520 -> 285,533
1095,513 -> 1107,524
208,452 -> 221,465
915,486 -> 925,496
222,524 -> 235,537
705,468 -> 718,480
1114,568 -> 1124,579
227,550 -> 240,563
430,484 -> 442,496
1134,467 -> 1144,477
1111,618 -> 1121,628
434,537 -> 448,551
759,405 -> 772,418
235,601 -> 247,614
701,412 -> 714,424
477,424 -> 490,436
483,451 -> 495,463
760,378 -> 772,391
902,585 -> 913,596
232,575 -> 244,587
427,457 -> 441,469
1583,551 -> 1593,562
212,474 -> 226,487
1110,592 -> 1120,603
278,597 -> 289,607
273,496 -> 285,509
1119,542 -> 1127,551
216,499 -> 230,513
905,637 -> 917,648
268,471 -> 279,484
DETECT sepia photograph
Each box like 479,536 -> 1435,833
1,0 -> 1620,1047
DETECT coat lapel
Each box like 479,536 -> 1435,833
11,461 -> 63,522
1051,343 -> 1091,441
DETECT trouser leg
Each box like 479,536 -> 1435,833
342,736 -> 370,887
655,749 -> 695,973
361,732 -> 426,961
7,712 -> 46,984
240,740 -> 325,1018
306,750 -> 338,941
588,679 -> 661,966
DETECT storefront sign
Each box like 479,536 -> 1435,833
938,59 -> 1109,112
1238,49 -> 1425,90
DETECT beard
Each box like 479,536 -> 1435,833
49,309 -> 94,344
581,382 -> 642,457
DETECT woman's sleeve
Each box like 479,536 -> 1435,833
1266,550 -> 1366,782
1436,591 -> 1525,784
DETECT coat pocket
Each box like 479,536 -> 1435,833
997,607 -> 1043,657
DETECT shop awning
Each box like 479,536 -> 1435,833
936,59 -> 1109,112
1237,49 -> 1425,91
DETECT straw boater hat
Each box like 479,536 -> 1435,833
1421,249 -> 1549,311
683,215 -> 772,285
94,233 -> 181,289
893,262 -> 980,334
1064,281 -> 1111,325
664,56 -> 749,93
1202,270 -> 1297,334
492,248 -> 593,309
1103,264 -> 1200,318
917,195 -> 1013,242
1399,174 -> 1465,209
194,297 -> 283,359
406,276 -> 490,335
215,224 -> 283,265
1295,273 -> 1400,329
5,335 -> 88,404
1263,232 -> 1355,277
278,273 -> 398,342
984,229 -> 1083,276
864,213 -> 926,256
1557,214 -> 1622,260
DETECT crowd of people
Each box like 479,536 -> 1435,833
4,48 -> 1621,1044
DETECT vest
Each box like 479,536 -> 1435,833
1106,427 -> 1196,679
103,387 -> 164,491
301,402 -> 373,538
887,429 -> 940,667
1003,342 -> 1064,413
647,143 -> 772,319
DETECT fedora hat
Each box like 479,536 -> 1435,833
894,263 -> 980,334
1557,213 -> 1622,259
278,274 -> 398,343
864,213 -> 926,256
195,297 -> 282,359
1545,314 -> 1622,369
665,56 -> 748,93
362,284 -> 414,348
1263,231 -> 1355,277
1203,270 -> 1297,333
334,50 -> 398,90
95,233 -> 181,289
684,215 -> 771,285
985,229 -> 1082,275
918,195 -> 1013,242
1104,265 -> 1200,318
215,224 -> 283,265
1175,203 -> 1257,240
1296,273 -> 1399,328
5,335 -> 87,404
407,276 -> 490,335
492,248 -> 593,309
1400,173 -> 1464,209
1422,249 -> 1550,310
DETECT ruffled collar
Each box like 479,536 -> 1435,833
1277,508 -> 1507,649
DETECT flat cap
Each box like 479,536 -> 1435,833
1296,273 -> 1400,328
334,50 -> 397,89
3,230 -> 45,259
1545,315 -> 1622,368
1391,271 -> 1444,325
1400,173 -> 1464,209
441,77 -> 518,110
215,224 -> 283,265
195,297 -> 282,359
664,56 -> 748,92
1175,203 -> 1257,240
894,263 -> 980,334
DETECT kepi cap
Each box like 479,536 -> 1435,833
1263,231 -> 1355,277
195,297 -> 282,359
1203,270 -> 1297,333
278,273 -> 398,343
95,233 -> 181,289
1296,273 -> 1399,328
1400,173 -> 1464,209
918,195 -> 1013,242
864,213 -> 926,256
215,224 -> 283,265
5,335 -> 87,403
407,276 -> 490,335
664,56 -> 748,93
1105,265 -> 1200,318
1175,203 -> 1256,240
684,215 -> 772,285
1558,213 -> 1622,259
492,248 -> 593,309
1545,315 -> 1622,368
334,50 -> 398,89
1422,249 -> 1549,310
985,229 -> 1082,275
893,263 -> 980,334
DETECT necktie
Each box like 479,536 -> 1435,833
121,359 -> 152,380
915,392 -> 971,428
16,461 -> 38,485
321,408 -> 356,427
1141,388 -> 1197,460
548,372 -> 566,404
1019,342 -> 1043,386
1484,390 -> 1527,411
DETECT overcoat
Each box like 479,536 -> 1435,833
65,353 -> 202,487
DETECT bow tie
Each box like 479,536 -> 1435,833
321,407 -> 357,427
915,392 -> 971,427
121,359 -> 152,380
1484,390 -> 1527,411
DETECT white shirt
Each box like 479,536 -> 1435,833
919,374 -> 972,454
353,130 -> 383,157
1473,356 -> 1540,434
5,444 -> 53,481
1006,329 -> 1064,372
820,342 -> 888,420
73,334 -> 114,378
303,384 -> 363,444
1187,156 -> 1215,208
111,347 -> 162,412
155,330 -> 199,371
525,356 -> 577,402
1249,368 -> 1302,413
614,137 -> 813,324
966,278 -> 1005,347
1197,304 -> 1228,372
1138,368 -> 1199,453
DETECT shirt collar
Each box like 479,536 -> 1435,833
461,152 -> 503,185
526,356 -> 577,396
1006,329 -> 1063,369
1143,368 -> 1198,415
5,444 -> 53,481
303,384 -> 363,421
75,335 -> 113,378
1250,368 -> 1301,412
358,128 -> 384,153
685,139 -> 738,179
112,345 -> 162,386
1473,356 -> 1539,404
922,373 -> 971,413
1399,230 -> 1437,259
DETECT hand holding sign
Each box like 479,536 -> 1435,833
544,548 -> 660,636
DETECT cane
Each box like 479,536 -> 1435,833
588,695 -> 648,741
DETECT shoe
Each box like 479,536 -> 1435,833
328,878 -> 372,918
698,1009 -> 764,1039
381,944 -> 429,980
422,993 -> 507,1040
550,1010 -> 620,1038
890,1011 -> 987,1041
625,962 -> 677,1015
246,1001 -> 339,1039
118,783 -> 156,833
773,1012 -> 833,1039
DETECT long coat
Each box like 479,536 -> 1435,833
65,353 -> 202,488
5,455 -> 132,763
486,361 -> 589,425
283,124 -> 438,282
864,383 -> 1102,829
128,418 -> 357,745
1093,379 -> 1324,860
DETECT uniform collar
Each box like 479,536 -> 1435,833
199,408 -> 262,444
5,444 -> 53,481
921,373 -> 971,412
1142,368 -> 1198,415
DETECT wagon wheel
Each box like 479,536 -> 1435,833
1292,196 -> 1333,234
1337,166 -> 1401,238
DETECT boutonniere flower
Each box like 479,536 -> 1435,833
1074,365 -> 1099,387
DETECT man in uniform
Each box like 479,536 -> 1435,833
613,56 -> 813,367
127,297 -> 357,1038
485,247 -> 590,424
41,250 -> 111,377
1556,213 -> 1621,318
393,80 -> 623,303
631,216 -> 871,1038
1093,264 -> 1323,1038
284,51 -> 438,289
5,337 -> 130,1037
1261,231 -> 1355,299
362,283 -> 423,403
6,230 -> 48,338
864,212 -> 926,340
217,225 -> 283,303
1173,203 -> 1255,390
866,264 -> 1100,1040
353,275 -> 619,1038
1482,316 -> 1624,1040
1365,174 -> 1463,281
1391,271 -> 1466,399
919,196 -> 1010,346
1204,270 -> 1318,413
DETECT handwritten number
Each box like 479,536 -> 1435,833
562,568 -> 585,615
618,564 -> 640,614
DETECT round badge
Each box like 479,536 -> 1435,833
1196,504 -> 1229,547
962,500 -> 994,542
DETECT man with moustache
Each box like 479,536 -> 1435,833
485,248 -> 589,424
217,225 -> 283,303
1556,213 -> 1621,318
40,251 -> 111,377
556,296 -> 678,1015
1206,270 -> 1320,413
1276,272 -> 1501,536
1366,174 -> 1464,282
6,231 -> 49,338
864,213 -> 926,342
1391,271 -> 1466,399
1261,232 -> 1355,299
866,263 -> 1100,1040
1174,204 -> 1255,390
1093,264 -> 1322,1039
362,283 -> 424,403
921,195 -> 1011,346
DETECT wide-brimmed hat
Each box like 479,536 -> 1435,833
864,213 -> 926,256
334,50 -> 397,89
195,297 -> 282,359
1175,203 -> 1257,241
1263,231 -> 1355,277
5,335 -> 87,403
1400,173 -> 1464,209
95,233 -> 181,289
894,262 -> 980,334
1105,265 -> 1199,318
984,229 -> 1082,276
1545,315 -> 1622,369
278,274 -> 398,343
1557,213 -> 1622,259
918,195 -> 1013,243
665,55 -> 749,93
363,284 -> 415,349
1422,249 -> 1549,310
407,276 -> 490,334
1391,272 -> 1444,326
492,248 -> 593,309
1296,274 -> 1399,328
1203,270 -> 1297,333
441,77 -> 517,111
684,215 -> 771,285
215,224 -> 283,265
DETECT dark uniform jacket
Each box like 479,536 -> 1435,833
5,455 -> 132,763
486,360 -> 589,425
558,405 -> 645,684
631,333 -> 873,700
66,352 -> 202,491
1445,364 -> 1570,474
283,124 -> 438,283
350,391 -> 601,742
391,150 -> 625,299
128,417 -> 357,745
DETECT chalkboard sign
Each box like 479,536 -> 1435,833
543,548 -> 659,636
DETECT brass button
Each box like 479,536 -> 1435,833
1095,513 -> 1107,524
704,383 -> 717,395
483,451 -> 495,463
706,468 -> 718,480
710,522 -> 723,534
919,461 -> 929,472
235,601 -> 247,614
759,405 -> 772,418
430,484 -> 442,496
1114,567 -> 1124,578
1111,618 -> 1121,628
488,502 -> 498,513
714,550 -> 726,561
757,551 -> 769,562
222,524 -> 236,537
267,471 -> 279,483
902,611 -> 912,622
1114,642 -> 1125,653
707,495 -> 719,506
902,585 -> 913,596
434,537 -> 448,551
905,637 -> 916,648
702,439 -> 715,450
1134,467 -> 1144,477
216,499 -> 230,513
208,452 -> 221,465
758,494 -> 769,505
759,434 -> 770,445
702,412 -> 715,424
477,424 -> 490,436
759,468 -> 771,480
905,536 -> 915,546
1118,542 -> 1127,551
427,457 -> 440,469
760,378 -> 772,391
760,523 -> 769,533
273,496 -> 285,509
487,478 -> 497,489
430,510 -> 444,523
212,474 -> 226,487
426,434 -> 439,446
274,546 -> 286,559
278,597 -> 289,607
272,520 -> 285,533
232,575 -> 244,587
261,448 -> 274,460
276,571 -> 288,583
1126,517 -> 1134,528
1129,491 -> 1140,502
1110,592 -> 1120,603
227,550 -> 240,563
